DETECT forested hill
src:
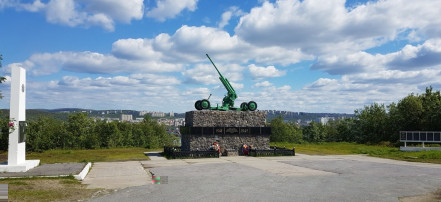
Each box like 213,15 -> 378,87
263,110 -> 354,122
0,109 -> 71,121
1,108 -> 354,124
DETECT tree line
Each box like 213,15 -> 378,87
0,112 -> 177,152
270,87 -> 441,144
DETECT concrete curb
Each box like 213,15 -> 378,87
74,162 -> 91,181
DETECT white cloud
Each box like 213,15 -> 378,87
81,0 -> 144,23
46,0 -> 87,27
235,0 -> 441,56
248,64 -> 286,79
8,51 -> 183,76
2,0 -> 144,31
19,0 -> 45,12
386,39 -> 441,70
253,81 -> 273,88
146,0 -> 198,22
110,25 -> 311,67
218,6 -> 244,29
183,63 -> 244,85
17,73 -> 183,111
311,39 -> 441,75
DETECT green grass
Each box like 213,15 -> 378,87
271,142 -> 441,164
25,147 -> 156,164
0,176 -> 103,202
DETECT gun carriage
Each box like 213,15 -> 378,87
195,54 -> 257,111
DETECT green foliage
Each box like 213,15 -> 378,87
269,116 -> 302,143
354,103 -> 389,143
21,112 -> 176,152
274,86 -> 441,145
0,54 -> 5,98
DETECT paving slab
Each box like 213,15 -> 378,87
82,161 -> 151,190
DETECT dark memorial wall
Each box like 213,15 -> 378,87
181,127 -> 271,136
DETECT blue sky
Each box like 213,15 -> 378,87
1,0 -> 441,113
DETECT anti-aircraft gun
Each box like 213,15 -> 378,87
195,54 -> 257,111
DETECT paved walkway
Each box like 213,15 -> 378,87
82,152 -> 170,190
82,161 -> 151,190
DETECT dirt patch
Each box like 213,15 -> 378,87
400,189 -> 441,202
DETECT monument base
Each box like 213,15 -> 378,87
181,126 -> 271,155
0,160 -> 40,172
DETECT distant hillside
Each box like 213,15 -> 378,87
1,108 -> 353,124
263,110 -> 355,125
0,109 -> 71,121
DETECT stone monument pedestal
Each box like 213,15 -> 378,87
0,66 -> 39,172
181,110 -> 270,155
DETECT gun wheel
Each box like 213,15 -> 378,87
195,100 -> 202,110
201,99 -> 210,109
248,101 -> 257,111
240,102 -> 248,111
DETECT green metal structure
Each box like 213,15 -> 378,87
195,54 -> 257,111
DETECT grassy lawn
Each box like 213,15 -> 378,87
28,147 -> 156,164
1,147 -> 156,164
271,142 -> 441,164
0,176 -> 106,202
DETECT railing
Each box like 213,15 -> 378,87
400,131 -> 441,147
249,147 -> 295,157
163,146 -> 220,159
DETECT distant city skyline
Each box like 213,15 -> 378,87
1,0 -> 441,113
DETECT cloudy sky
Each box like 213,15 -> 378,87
1,0 -> 441,113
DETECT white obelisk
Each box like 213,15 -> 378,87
0,66 -> 39,172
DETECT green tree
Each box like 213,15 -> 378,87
0,55 -> 8,150
393,94 -> 423,131
420,86 -> 441,130
0,54 -> 6,98
26,117 -> 66,152
303,121 -> 326,142
66,113 -> 98,149
335,118 -> 358,142
354,103 -> 388,143
270,116 -> 302,143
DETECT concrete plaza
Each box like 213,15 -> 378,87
87,154 -> 441,202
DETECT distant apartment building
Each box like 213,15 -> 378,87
156,118 -> 185,126
320,117 -> 335,125
151,112 -> 165,117
121,114 -> 133,122
139,111 -> 149,116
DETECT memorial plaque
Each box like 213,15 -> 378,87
413,132 -> 420,141
215,127 -> 224,135
428,132 -> 434,141
400,132 -> 406,140
225,127 -> 239,135
240,127 -> 250,135
203,127 -> 214,135
250,127 -> 260,134
18,121 -> 26,143
261,127 -> 271,135
191,127 -> 202,135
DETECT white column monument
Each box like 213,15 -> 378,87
0,66 -> 39,172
